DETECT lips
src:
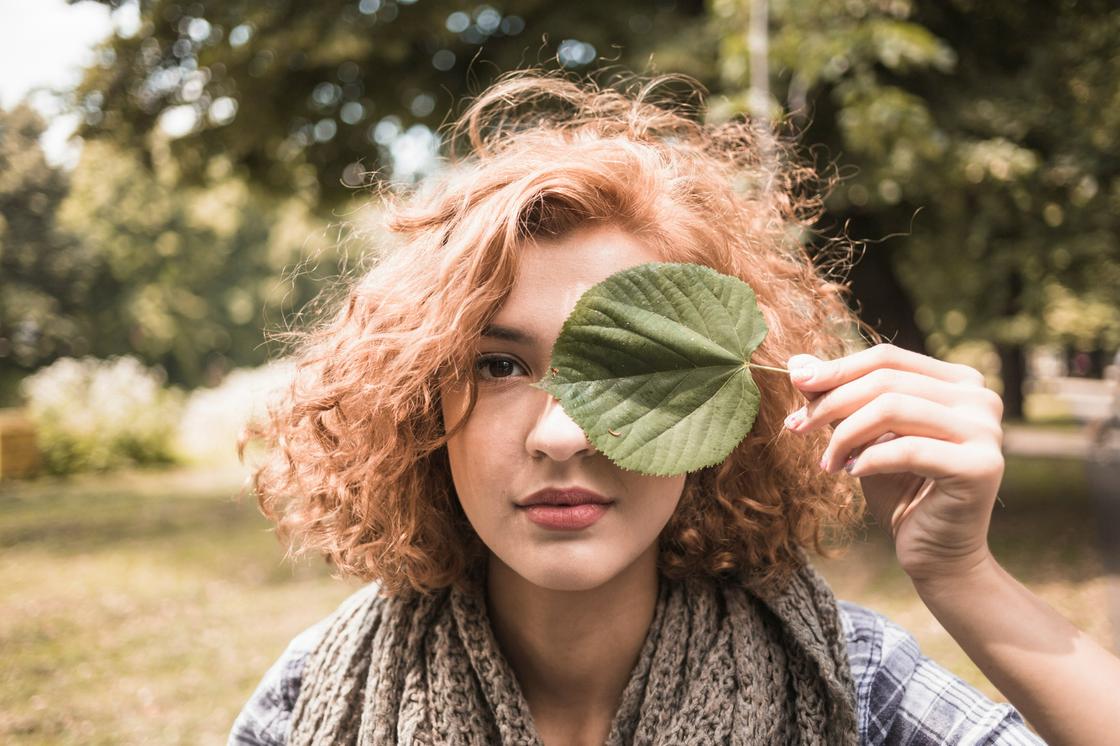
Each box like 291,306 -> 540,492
516,486 -> 613,507
516,487 -> 614,531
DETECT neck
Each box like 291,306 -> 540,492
485,546 -> 659,730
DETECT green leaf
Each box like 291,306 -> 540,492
531,262 -> 769,476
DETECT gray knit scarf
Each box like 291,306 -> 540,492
289,554 -> 858,745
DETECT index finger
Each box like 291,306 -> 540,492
786,343 -> 984,395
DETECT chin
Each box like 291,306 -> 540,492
526,569 -> 618,593
494,544 -> 632,593
530,566 -> 618,593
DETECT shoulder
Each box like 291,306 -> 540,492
226,619 -> 330,746
836,600 -> 1046,745
227,583 -> 379,746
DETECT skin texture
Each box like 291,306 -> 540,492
439,224 -> 685,744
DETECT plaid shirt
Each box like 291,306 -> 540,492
229,598 -> 1045,745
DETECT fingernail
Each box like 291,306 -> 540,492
790,366 -> 815,383
843,455 -> 856,474
819,455 -> 830,472
784,409 -> 805,430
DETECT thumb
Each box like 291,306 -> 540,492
786,353 -> 820,372
786,354 -> 824,401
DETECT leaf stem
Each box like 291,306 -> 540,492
745,363 -> 790,374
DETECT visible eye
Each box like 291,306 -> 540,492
475,354 -> 528,382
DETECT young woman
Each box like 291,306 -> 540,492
229,71 -> 1119,745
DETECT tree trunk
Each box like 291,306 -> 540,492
996,342 -> 1026,421
996,268 -> 1026,420
841,237 -> 927,355
1089,340 -> 1106,378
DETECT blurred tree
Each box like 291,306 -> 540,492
66,0 -> 1119,416
57,0 -> 713,387
0,105 -> 111,402
54,138 -> 336,385
713,0 -> 1120,417
73,0 -> 709,205
906,0 -> 1120,413
0,100 -> 346,393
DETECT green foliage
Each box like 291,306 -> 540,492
713,0 -> 1120,358
21,356 -> 183,474
0,105 -> 108,373
53,138 -> 341,386
0,103 -> 344,390
27,0 -> 715,389
48,0 -> 1118,407
533,263 -> 766,476
75,0 -> 710,204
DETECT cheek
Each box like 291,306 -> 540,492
440,391 -> 519,516
636,476 -> 687,529
444,431 -> 495,503
620,476 -> 686,553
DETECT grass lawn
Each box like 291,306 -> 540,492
1,455 -> 1114,744
0,466 -> 360,745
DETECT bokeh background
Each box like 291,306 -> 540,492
1,0 -> 1118,742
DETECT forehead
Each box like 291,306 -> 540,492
492,224 -> 663,326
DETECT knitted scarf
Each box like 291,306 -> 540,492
289,555 -> 858,745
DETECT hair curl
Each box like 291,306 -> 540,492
247,68 -> 882,598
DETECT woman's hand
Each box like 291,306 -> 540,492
783,343 -> 1006,583
782,345 -> 1120,746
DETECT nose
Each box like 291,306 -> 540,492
525,392 -> 595,462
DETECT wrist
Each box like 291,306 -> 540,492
907,547 -> 1001,601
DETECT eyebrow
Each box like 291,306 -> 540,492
480,324 -> 539,346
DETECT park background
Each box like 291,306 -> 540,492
0,0 -> 1118,742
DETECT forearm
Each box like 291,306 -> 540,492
913,552 -> 1120,746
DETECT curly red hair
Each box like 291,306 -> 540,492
247,69 -> 881,597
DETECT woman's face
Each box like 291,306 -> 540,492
440,224 -> 687,592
